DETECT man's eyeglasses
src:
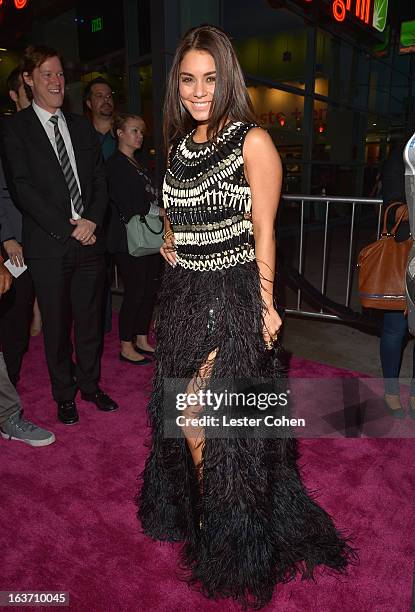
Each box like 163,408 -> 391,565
92,93 -> 113,100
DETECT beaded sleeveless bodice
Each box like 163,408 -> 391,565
163,121 -> 257,272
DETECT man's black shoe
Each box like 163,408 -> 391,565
81,389 -> 118,412
57,400 -> 79,425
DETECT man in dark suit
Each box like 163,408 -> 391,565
1,45 -> 118,424
0,68 -> 35,387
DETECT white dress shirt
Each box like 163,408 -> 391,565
32,101 -> 82,220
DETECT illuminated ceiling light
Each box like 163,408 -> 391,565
372,122 -> 377,126
0,48 -> 7,52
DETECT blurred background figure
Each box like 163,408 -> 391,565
84,77 -> 116,161
106,113 -> 163,364
0,67 -> 38,387
84,76 -> 116,336
380,140 -> 412,419
0,256 -> 55,447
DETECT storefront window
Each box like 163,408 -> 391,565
227,3 -> 308,92
234,30 -> 307,91
390,60 -> 410,119
311,164 -> 358,197
137,64 -> 156,171
368,59 -> 391,116
312,101 -> 366,165
315,29 -> 370,109
247,82 -> 305,191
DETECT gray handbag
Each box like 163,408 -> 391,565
123,157 -> 164,257
125,213 -> 163,257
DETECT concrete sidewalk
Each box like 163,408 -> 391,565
281,311 -> 413,379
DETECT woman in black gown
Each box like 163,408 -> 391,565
137,25 -> 356,609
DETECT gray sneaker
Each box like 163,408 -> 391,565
0,411 -> 55,447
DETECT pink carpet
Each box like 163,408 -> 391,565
1,316 -> 414,611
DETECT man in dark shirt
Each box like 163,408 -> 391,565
83,77 -> 116,334
83,77 -> 116,161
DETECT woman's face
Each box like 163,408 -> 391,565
118,117 -> 145,151
179,49 -> 216,123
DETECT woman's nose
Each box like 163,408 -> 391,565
193,79 -> 207,98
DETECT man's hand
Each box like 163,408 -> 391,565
0,262 -> 12,296
69,218 -> 97,245
3,239 -> 24,267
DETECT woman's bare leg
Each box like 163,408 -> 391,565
30,298 -> 42,336
180,348 -> 218,474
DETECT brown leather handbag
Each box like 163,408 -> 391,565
357,202 -> 412,310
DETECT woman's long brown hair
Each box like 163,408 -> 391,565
163,25 -> 256,156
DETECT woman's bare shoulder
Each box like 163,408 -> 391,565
243,126 -> 280,162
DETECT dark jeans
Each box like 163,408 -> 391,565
0,269 -> 34,386
29,245 -> 106,402
113,252 -> 161,342
380,310 -> 415,395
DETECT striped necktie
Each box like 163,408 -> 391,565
49,115 -> 84,216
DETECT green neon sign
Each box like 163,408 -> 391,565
91,16 -> 103,33
372,0 -> 388,32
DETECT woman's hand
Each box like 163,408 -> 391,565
262,304 -> 282,349
160,235 -> 177,267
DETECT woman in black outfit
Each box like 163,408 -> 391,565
106,113 -> 164,364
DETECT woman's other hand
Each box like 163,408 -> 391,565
262,304 -> 282,348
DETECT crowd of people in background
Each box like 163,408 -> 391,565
0,44 -> 161,447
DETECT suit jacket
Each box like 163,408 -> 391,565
0,106 -> 108,258
0,158 -> 22,243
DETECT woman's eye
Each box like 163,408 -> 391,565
207,76 -> 216,82
181,77 -> 192,83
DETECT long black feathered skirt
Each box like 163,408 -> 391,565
137,261 -> 357,609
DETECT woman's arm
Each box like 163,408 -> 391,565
160,144 -> 177,267
160,215 -> 177,267
243,127 -> 283,343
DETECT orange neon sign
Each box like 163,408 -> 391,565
332,0 -> 371,24
0,0 -> 29,8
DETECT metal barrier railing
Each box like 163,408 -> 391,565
112,195 -> 384,323
280,195 -> 383,321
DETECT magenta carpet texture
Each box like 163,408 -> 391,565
1,317 -> 414,611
